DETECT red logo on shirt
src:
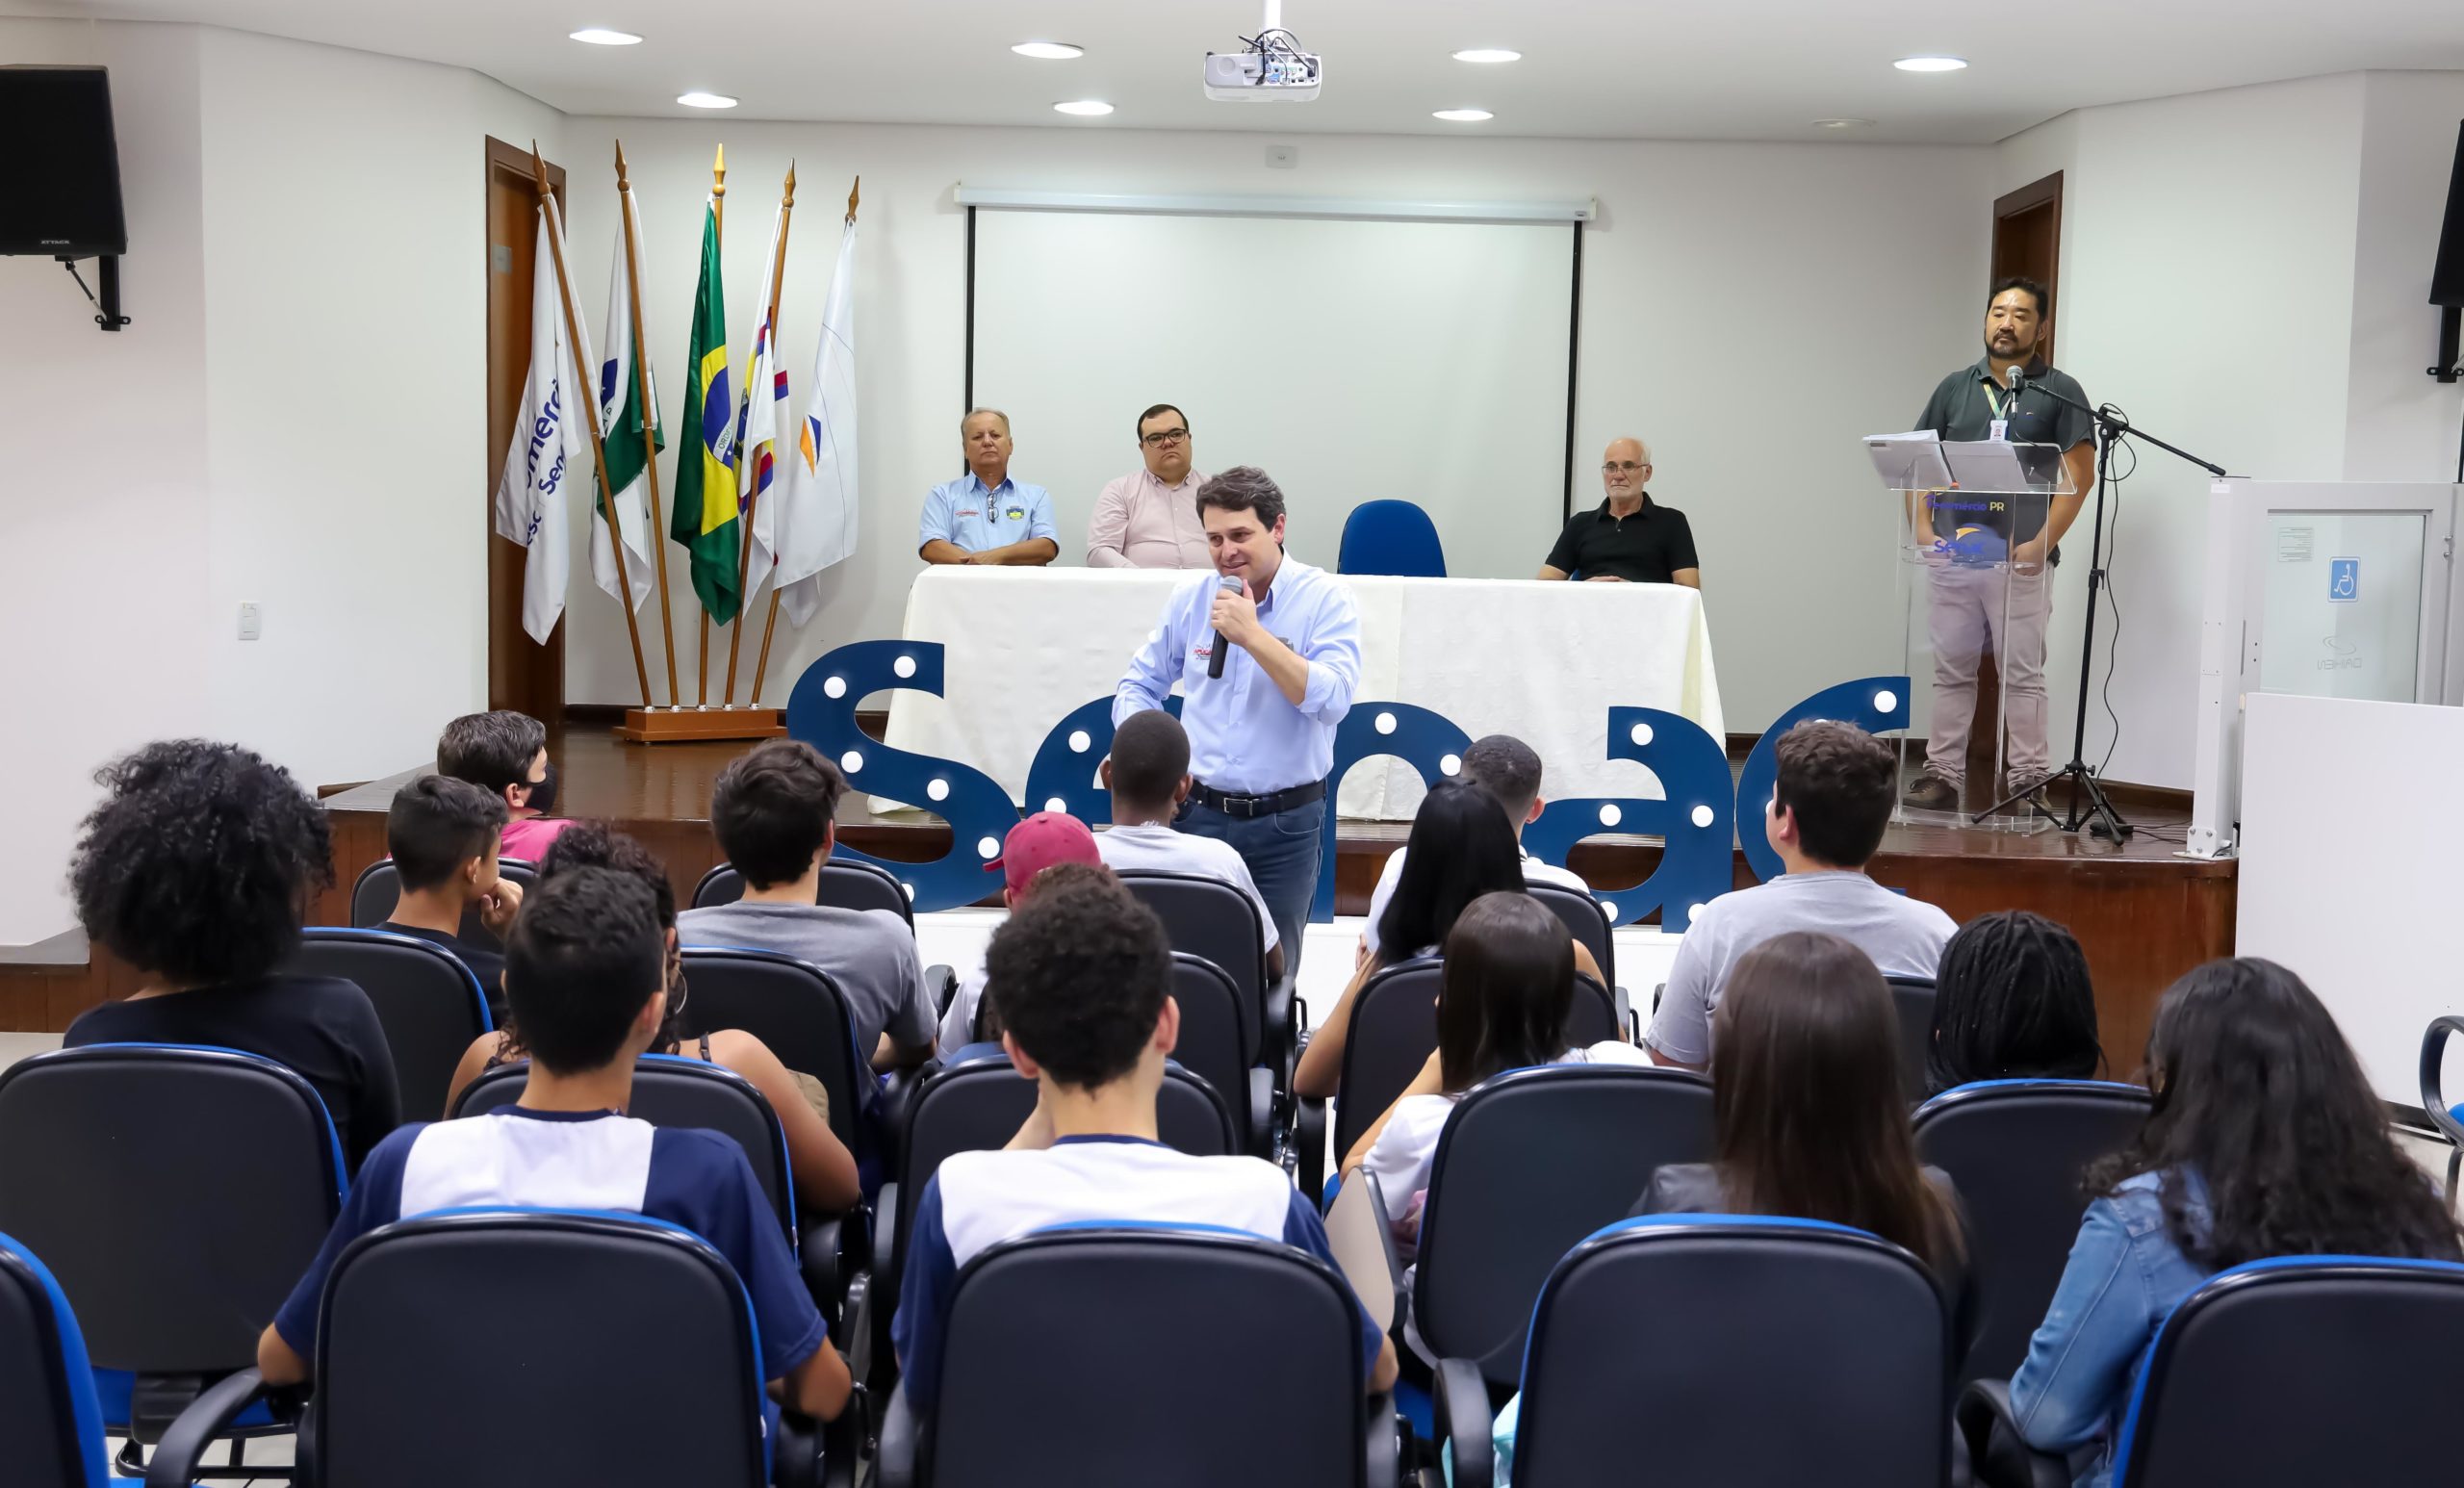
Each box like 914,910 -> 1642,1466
956,508 -> 981,518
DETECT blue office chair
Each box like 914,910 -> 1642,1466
1913,1079 -> 2152,1383
2419,1014 -> 2464,1208
284,927 -> 491,1123
1338,500 -> 1447,578
0,1044 -> 345,1477
876,1224 -> 1396,1488
1960,1256 -> 2464,1488
1116,870 -> 1291,1089
693,858 -> 917,929
679,946 -> 871,1159
346,857 -> 537,949
1886,974 -> 1938,1102
150,1208 -> 852,1488
1411,1065 -> 1715,1391
1439,1215 -> 1952,1488
0,1231 -> 121,1487
1164,952 -> 1273,1157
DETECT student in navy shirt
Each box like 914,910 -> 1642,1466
893,873 -> 1398,1411
64,740 -> 399,1172
373,774 -> 521,1018
257,866 -> 853,1422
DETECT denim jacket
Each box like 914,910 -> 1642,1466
2007,1169 -> 2216,1488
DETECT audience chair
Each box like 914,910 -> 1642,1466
0,1045 -> 345,1475
2418,1014 -> 2464,1210
0,1231 -> 119,1488
679,947 -> 869,1159
1439,1215 -> 1951,1488
862,1054 -> 1235,1391
693,859 -> 917,929
876,1224 -> 1397,1488
1296,958 -> 1619,1198
1115,870 -> 1292,1084
150,1208 -> 854,1488
283,927 -> 490,1124
1960,1257 -> 2464,1488
1526,881 -> 1617,1002
1166,952 -> 1273,1158
1411,1065 -> 1715,1390
1886,974 -> 1938,1101
1913,1079 -> 2152,1383
346,857 -> 537,950
1336,499 -> 1447,578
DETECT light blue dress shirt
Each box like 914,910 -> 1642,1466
1113,557 -> 1363,794
917,473 -> 1057,554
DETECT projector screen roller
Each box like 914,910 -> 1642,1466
967,209 -> 1578,576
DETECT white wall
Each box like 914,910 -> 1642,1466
0,20 -> 562,945
2344,71 -> 2464,485
557,120 -> 1991,729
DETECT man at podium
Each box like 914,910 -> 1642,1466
1900,277 -> 2096,812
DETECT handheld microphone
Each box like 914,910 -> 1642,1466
1206,574 -> 1244,680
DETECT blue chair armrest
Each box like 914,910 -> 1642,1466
146,1370 -> 275,1488
1247,1067 -> 1276,1159
1293,1095 -> 1327,1200
1957,1379 -> 2074,1488
1433,1358 -> 1495,1488
876,1382 -> 921,1488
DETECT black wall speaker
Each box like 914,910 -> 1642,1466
0,65 -> 127,259
2429,119 -> 2464,382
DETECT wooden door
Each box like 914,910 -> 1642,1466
486,137 -> 567,717
1992,172 -> 2063,367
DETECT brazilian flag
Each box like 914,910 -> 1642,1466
671,198 -> 741,624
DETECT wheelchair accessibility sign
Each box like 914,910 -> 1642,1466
2328,557 -> 2360,603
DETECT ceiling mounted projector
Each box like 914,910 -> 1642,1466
1204,1 -> 1322,102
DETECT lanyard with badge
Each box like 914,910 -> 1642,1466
1983,373 -> 2015,442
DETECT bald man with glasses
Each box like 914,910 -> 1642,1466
1086,403 -> 1211,569
1537,437 -> 1702,588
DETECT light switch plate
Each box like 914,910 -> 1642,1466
238,603 -> 262,640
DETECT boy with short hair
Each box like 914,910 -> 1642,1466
258,866 -> 852,1420
893,875 -> 1398,1410
437,709 -> 570,860
1644,720 -> 1957,1070
1094,709 -> 1284,981
678,740 -> 932,1069
377,774 -> 519,1011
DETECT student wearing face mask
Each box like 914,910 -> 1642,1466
436,709 -> 571,860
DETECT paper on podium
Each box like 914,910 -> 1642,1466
1942,439 -> 2066,493
1865,430 -> 1951,491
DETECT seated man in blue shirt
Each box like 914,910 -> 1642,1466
893,874 -> 1398,1411
257,865 -> 854,1422
918,407 -> 1058,566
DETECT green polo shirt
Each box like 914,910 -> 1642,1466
1913,355 -> 2092,543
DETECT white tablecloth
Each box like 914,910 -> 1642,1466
881,567 -> 1724,822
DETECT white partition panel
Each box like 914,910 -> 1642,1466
2236,690 -> 2464,1108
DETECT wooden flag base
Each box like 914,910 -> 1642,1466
614,706 -> 787,744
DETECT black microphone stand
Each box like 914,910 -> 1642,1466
1979,380 -> 2227,840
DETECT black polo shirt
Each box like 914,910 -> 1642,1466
1913,355 -> 2092,543
1544,495 -> 1700,583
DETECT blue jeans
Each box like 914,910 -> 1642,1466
1177,797 -> 1323,982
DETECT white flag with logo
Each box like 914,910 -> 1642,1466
774,216 -> 860,627
592,186 -> 660,613
735,204 -> 790,609
492,201 -> 591,643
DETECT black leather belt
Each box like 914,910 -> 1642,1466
1190,779 -> 1326,819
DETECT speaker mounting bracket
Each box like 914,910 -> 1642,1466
59,254 -> 130,332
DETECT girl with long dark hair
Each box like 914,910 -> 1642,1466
2007,959 -> 2460,1484
1927,910 -> 2103,1094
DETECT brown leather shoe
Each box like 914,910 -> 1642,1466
1901,774 -> 1958,811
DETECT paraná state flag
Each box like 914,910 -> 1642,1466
670,195 -> 741,624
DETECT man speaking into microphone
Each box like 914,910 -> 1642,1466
1116,466 -> 1361,977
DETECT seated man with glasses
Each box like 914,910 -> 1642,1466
1537,436 -> 1702,588
1086,402 -> 1211,569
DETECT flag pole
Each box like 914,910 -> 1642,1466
616,141 -> 680,708
531,143 -> 654,708
725,161 -> 794,705
752,173 -> 855,707
699,143 -> 725,707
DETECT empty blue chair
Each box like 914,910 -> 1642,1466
1338,500 -> 1447,577
284,927 -> 490,1124
0,1231 -> 117,1487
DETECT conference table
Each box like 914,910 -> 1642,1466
880,567 -> 1725,823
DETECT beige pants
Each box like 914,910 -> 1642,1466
1925,560 -> 2051,787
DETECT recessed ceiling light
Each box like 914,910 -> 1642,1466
1814,118 -> 1875,130
1432,108 -> 1494,123
568,27 -> 641,45
1053,99 -> 1115,116
1451,48 -> 1522,64
1893,56 -> 1967,72
677,91 -> 737,109
1012,41 -> 1085,61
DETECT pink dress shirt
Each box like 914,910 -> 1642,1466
1086,468 -> 1211,569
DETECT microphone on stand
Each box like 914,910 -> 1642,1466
1206,574 -> 1244,680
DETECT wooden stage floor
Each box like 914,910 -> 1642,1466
311,725 -> 2233,1068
